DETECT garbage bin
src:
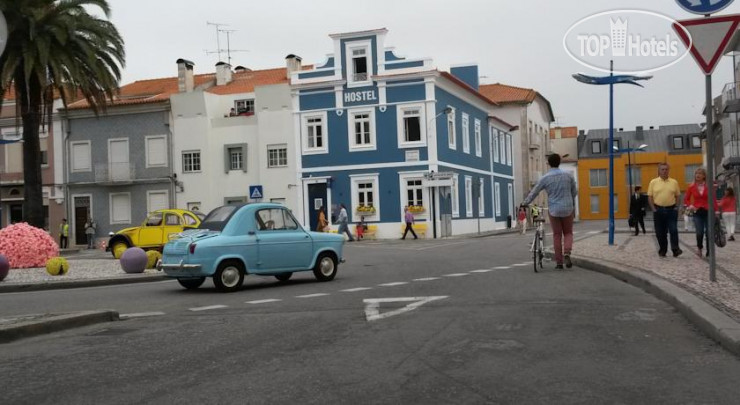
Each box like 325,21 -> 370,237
506,215 -> 512,229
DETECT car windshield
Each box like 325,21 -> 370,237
198,205 -> 240,231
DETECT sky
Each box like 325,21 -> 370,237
104,0 -> 740,132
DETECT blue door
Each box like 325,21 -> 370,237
307,183 -> 327,232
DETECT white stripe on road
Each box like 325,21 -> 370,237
120,312 -> 165,319
443,273 -> 469,277
296,293 -> 329,298
188,305 -> 228,312
246,299 -> 282,304
341,287 -> 373,292
379,282 -> 409,287
512,263 -> 529,267
413,277 -> 440,281
469,269 -> 493,273
493,266 -> 511,269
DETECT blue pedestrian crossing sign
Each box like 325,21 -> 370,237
676,0 -> 735,15
249,185 -> 263,200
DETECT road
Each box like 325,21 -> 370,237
2,225 -> 740,404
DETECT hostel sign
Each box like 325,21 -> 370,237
343,89 -> 377,104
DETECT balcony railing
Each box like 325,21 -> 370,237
94,162 -> 136,183
721,81 -> 740,114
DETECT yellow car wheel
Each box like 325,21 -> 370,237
111,241 -> 129,259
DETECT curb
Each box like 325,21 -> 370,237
0,274 -> 169,293
0,310 -> 119,344
557,252 -> 740,357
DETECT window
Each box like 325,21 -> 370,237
403,109 -> 421,142
358,183 -> 374,208
182,151 -> 201,173
673,136 -> 684,149
613,194 -> 619,212
495,182 -> 501,216
591,140 -> 602,154
228,147 -> 243,170
590,169 -> 608,187
147,190 -> 168,212
303,113 -> 327,153
346,41 -> 372,87
691,135 -> 701,148
110,193 -> 131,224
452,175 -> 459,217
626,167 -> 642,188
352,48 -> 368,82
499,133 -> 505,163
184,213 -> 199,225
165,213 -> 182,226
462,113 -> 470,153
506,134 -> 512,166
146,212 -> 163,226
145,136 -> 167,168
397,104 -> 425,147
590,195 -> 600,213
351,174 -> 379,221
492,129 -> 499,163
40,150 -> 48,166
447,108 -> 456,149
234,99 -> 254,115
474,120 -> 482,157
71,141 -> 91,172
612,139 -> 621,151
349,109 -> 375,149
478,178 -> 485,216
465,176 -> 473,217
267,144 -> 288,168
685,164 -> 701,184
407,179 -> 424,207
256,208 -> 299,231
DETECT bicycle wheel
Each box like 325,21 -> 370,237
533,231 -> 540,273
537,233 -> 545,270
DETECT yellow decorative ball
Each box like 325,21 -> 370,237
146,250 -> 162,269
46,257 -> 69,276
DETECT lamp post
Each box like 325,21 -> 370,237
613,141 -> 648,195
573,63 -> 651,245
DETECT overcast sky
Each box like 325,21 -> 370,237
106,0 -> 740,132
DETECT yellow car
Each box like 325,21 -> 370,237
108,209 -> 205,259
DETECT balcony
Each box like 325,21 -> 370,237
722,140 -> 740,169
94,162 -> 136,184
721,82 -> 740,113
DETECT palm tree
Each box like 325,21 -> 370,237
0,0 -> 125,228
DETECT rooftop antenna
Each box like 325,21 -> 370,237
220,29 -> 249,66
206,21 -> 227,62
205,22 -> 248,66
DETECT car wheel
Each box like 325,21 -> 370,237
111,241 -> 130,259
213,260 -> 245,293
312,253 -> 337,282
177,277 -> 206,290
275,272 -> 292,282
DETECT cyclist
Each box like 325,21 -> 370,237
521,153 -> 578,269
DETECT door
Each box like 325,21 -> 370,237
307,183 -> 328,231
73,196 -> 90,245
109,139 -> 129,181
255,208 -> 313,271
9,203 -> 23,224
438,186 -> 452,237
138,212 -> 164,247
162,213 -> 183,241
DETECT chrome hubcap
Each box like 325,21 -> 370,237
222,266 -> 240,287
320,257 -> 334,276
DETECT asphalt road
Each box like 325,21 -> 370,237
2,228 -> 740,404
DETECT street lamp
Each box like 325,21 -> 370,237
573,62 -> 652,245
613,142 -> 648,195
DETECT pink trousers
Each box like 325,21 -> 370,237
549,213 -> 574,264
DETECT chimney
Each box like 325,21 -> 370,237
635,125 -> 644,140
285,54 -> 302,80
176,58 -> 195,93
216,62 -> 232,86
578,129 -> 585,136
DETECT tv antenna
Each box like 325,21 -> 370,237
205,22 -> 248,66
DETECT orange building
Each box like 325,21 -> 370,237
577,125 -> 704,220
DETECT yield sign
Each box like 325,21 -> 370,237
673,14 -> 740,74
363,296 -> 448,321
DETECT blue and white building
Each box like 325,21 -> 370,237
290,29 -> 516,238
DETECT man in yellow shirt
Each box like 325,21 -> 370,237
647,163 -> 682,257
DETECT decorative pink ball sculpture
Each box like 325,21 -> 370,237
0,223 -> 59,268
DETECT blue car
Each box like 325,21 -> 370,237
158,203 -> 345,292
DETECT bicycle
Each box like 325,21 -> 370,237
524,206 -> 548,272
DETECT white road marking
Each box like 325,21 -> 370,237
413,277 -> 440,281
379,282 -> 409,287
188,305 -> 228,312
493,266 -> 511,269
245,299 -> 282,304
341,287 -> 373,292
296,293 -> 329,298
120,312 -> 165,319
364,296 -> 448,321
588,231 -> 600,234
414,241 -> 467,250
512,263 -> 529,267
443,273 -> 469,277
469,269 -> 494,273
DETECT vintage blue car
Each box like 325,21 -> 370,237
157,203 -> 345,292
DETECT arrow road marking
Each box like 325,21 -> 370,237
363,296 -> 448,322
189,305 -> 228,312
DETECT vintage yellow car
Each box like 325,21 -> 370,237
108,209 -> 205,258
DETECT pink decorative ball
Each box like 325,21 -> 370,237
0,223 -> 59,268
120,247 -> 147,274
0,254 -> 9,281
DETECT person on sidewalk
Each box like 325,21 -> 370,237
648,163 -> 682,258
59,218 -> 69,249
719,188 -> 736,242
337,204 -> 354,242
683,167 -> 718,258
316,206 -> 328,232
517,206 -> 527,235
629,186 -> 647,235
401,206 -> 418,240
84,218 -> 97,249
531,203 -> 540,223
522,153 -> 577,269
356,216 -> 367,240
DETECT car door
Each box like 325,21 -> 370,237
163,213 -> 184,242
255,208 -> 313,272
138,212 -> 164,247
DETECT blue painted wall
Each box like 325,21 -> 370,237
450,66 -> 479,90
435,88 -> 490,172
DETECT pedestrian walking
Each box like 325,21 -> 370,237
522,153 -> 577,269
317,206 -> 328,232
401,206 -> 418,240
337,204 -> 354,241
59,218 -> 69,249
629,186 -> 647,235
84,218 -> 97,249
683,167 -> 718,257
517,206 -> 527,235
719,188 -> 736,241
647,163 -> 682,258
356,216 -> 367,240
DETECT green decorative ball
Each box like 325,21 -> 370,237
46,257 -> 69,276
146,250 -> 162,269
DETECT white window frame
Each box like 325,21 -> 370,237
267,144 -> 288,168
70,140 -> 92,173
228,146 -> 244,171
465,176 -> 473,217
302,112 -> 329,154
452,174 -> 460,217
499,132 -> 506,163
350,173 -> 380,222
399,172 -> 428,219
495,182 -> 501,216
396,103 -> 427,148
474,119 -> 482,157
348,107 -> 376,151
234,99 -> 255,114
462,113 -> 470,154
109,192 -> 131,225
447,108 -> 457,150
145,135 -> 168,168
146,190 -> 169,213
506,134 -> 512,166
492,129 -> 499,163
345,40 -> 373,88
590,195 -> 600,213
182,150 -> 202,173
478,178 -> 485,216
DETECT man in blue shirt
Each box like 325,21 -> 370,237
522,153 -> 578,269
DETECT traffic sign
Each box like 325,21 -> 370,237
249,185 -> 263,200
676,0 -> 735,15
673,14 -> 740,74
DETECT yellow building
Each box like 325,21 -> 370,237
577,125 -> 703,220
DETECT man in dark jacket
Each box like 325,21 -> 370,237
629,186 -> 648,235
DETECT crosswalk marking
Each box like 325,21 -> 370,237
246,299 -> 282,304
188,305 -> 228,312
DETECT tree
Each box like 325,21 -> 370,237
0,0 -> 125,228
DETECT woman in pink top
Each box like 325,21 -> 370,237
683,167 -> 717,257
719,188 -> 736,241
